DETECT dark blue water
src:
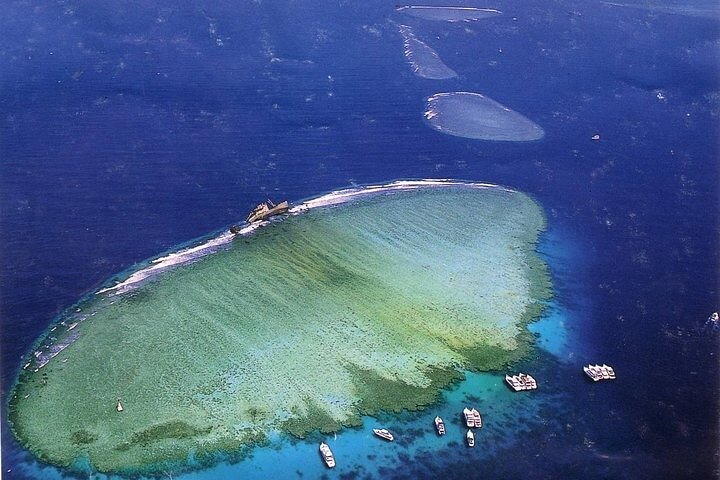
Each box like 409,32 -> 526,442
1,0 -> 718,478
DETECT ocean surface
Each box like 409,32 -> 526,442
1,0 -> 718,478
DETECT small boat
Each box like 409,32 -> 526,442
506,373 -> 538,391
583,365 -> 599,381
246,199 -> 290,223
704,312 -> 719,333
518,373 -> 538,390
319,442 -> 335,468
471,408 -> 482,428
116,399 -> 124,412
466,429 -> 475,447
373,428 -> 394,441
505,374 -> 523,391
463,407 -> 474,428
603,364 -> 616,379
434,416 -> 446,436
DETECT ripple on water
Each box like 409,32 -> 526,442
424,92 -> 545,141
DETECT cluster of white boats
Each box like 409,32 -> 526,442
583,364 -> 616,382
319,428 -> 394,468
461,407 -> 482,447
432,408 -> 482,448
504,372 -> 537,391
318,410 -> 480,468
319,364 -> 616,468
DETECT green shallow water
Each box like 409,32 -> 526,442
9,185 -> 551,474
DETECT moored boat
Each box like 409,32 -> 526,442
463,407 -> 473,428
466,429 -> 475,447
583,365 -> 599,381
505,374 -> 523,391
373,428 -> 394,441
319,442 -> 336,468
506,373 -> 538,391
602,364 -> 616,379
471,408 -> 482,428
434,416 -> 446,436
518,373 -> 537,390
584,364 -> 616,382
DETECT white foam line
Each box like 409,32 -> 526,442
31,332 -> 79,371
290,179 -> 507,212
98,180 -> 510,296
396,6 -> 502,13
401,6 -> 490,11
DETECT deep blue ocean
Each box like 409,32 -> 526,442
1,0 -> 718,478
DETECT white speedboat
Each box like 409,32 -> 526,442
434,416 -> 446,436
319,442 -> 335,468
116,399 -> 124,412
463,407 -> 473,428
373,428 -> 394,441
466,429 -> 475,447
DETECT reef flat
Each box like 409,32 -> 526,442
424,92 -> 545,142
396,5 -> 502,22
9,181 -> 551,474
399,25 -> 458,80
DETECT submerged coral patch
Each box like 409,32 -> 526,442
9,182 -> 551,474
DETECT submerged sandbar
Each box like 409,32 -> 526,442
9,181 -> 551,474
396,5 -> 502,21
425,92 -> 545,141
399,25 -> 458,80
